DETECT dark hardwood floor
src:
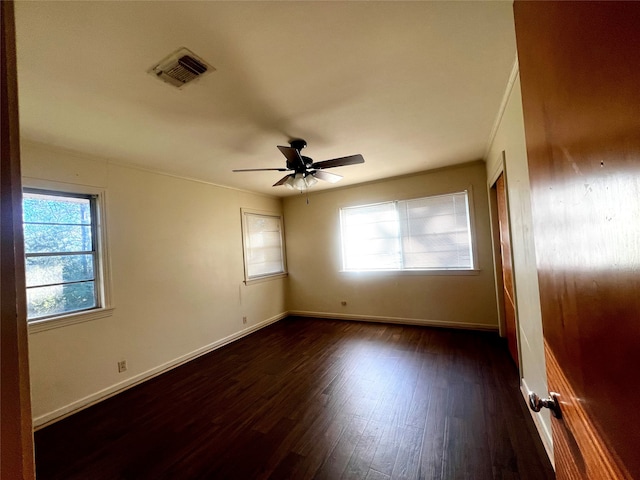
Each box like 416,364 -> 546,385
34,317 -> 554,480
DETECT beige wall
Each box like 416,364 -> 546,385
23,141 -> 287,426
283,161 -> 498,329
485,72 -> 552,461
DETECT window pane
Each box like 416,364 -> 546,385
341,202 -> 401,270
400,193 -> 472,269
24,224 -> 93,254
22,189 -> 101,321
26,281 -> 96,319
23,192 -> 91,225
25,254 -> 95,287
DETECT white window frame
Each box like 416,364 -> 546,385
23,178 -> 113,332
339,189 -> 479,275
240,208 -> 287,285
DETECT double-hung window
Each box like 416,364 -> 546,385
22,186 -> 111,326
241,209 -> 287,283
340,191 -> 475,272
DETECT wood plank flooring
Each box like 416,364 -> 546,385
34,317 -> 554,479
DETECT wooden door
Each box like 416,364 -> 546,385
1,1 -> 36,478
514,2 -> 640,478
495,173 -> 518,367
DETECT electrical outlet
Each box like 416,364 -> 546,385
117,360 -> 127,373
242,316 -> 247,324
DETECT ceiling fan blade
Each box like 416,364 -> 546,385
277,145 -> 306,170
273,174 -> 292,186
312,154 -> 364,170
313,170 -> 342,183
232,167 -> 289,172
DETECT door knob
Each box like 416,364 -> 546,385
528,392 -> 562,419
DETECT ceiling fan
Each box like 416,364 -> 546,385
232,139 -> 365,190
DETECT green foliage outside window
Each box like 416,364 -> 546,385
23,190 -> 98,320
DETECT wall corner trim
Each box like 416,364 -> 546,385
483,57 -> 520,161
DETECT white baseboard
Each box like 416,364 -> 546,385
33,312 -> 287,429
288,310 -> 498,331
520,378 -> 555,468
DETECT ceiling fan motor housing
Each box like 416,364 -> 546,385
301,156 -> 313,169
289,139 -> 307,151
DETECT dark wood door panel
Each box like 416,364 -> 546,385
495,174 -> 519,367
1,1 -> 35,478
514,1 -> 640,478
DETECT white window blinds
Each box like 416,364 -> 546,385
242,212 -> 286,279
340,191 -> 474,271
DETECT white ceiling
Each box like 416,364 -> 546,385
14,1 -> 516,197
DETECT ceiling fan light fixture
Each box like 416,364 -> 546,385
284,176 -> 296,189
293,173 -> 307,190
304,174 -> 318,187
282,172 -> 317,191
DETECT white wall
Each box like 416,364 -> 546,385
485,72 -> 553,462
23,141 -> 287,426
283,161 -> 499,330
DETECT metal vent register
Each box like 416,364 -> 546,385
149,47 -> 214,88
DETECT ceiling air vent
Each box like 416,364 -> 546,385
149,47 -> 214,89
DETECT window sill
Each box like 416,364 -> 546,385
244,272 -> 288,286
28,307 -> 115,333
340,269 -> 481,276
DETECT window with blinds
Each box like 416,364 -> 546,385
340,191 -> 474,271
241,210 -> 287,281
